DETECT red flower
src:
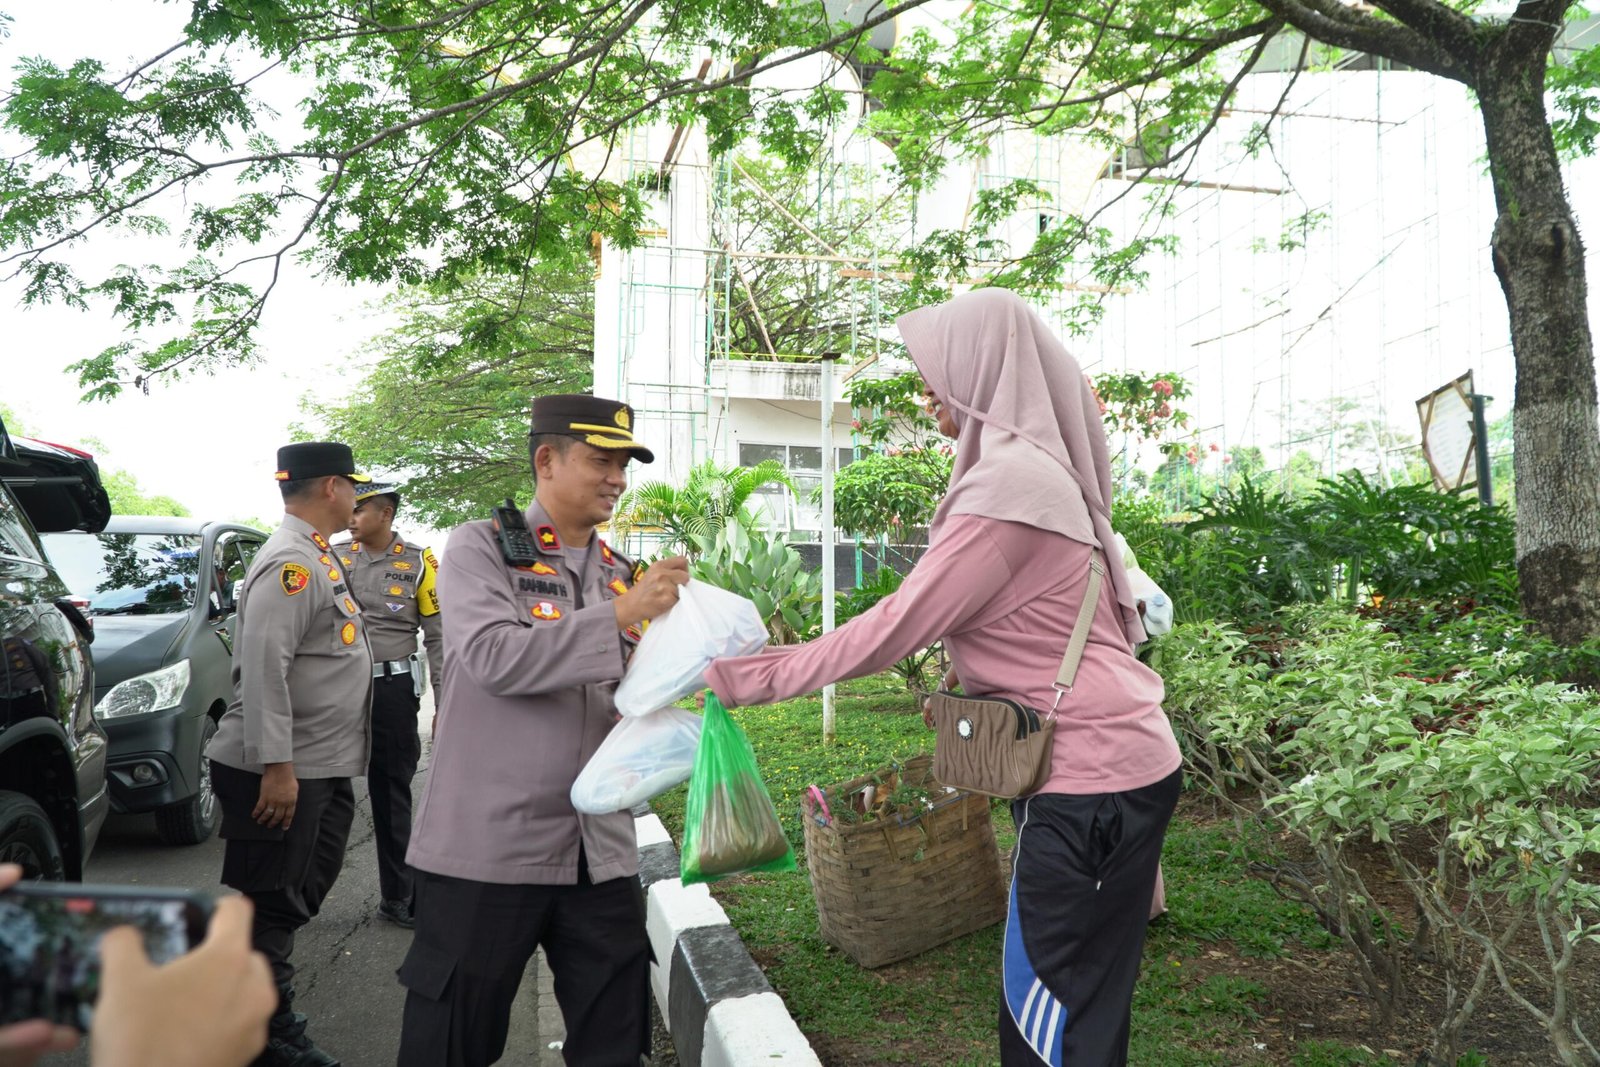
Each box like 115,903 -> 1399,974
1152,379 -> 1174,396
1155,403 -> 1171,418
1223,454 -> 1233,464
851,419 -> 862,431
1209,442 -> 1220,452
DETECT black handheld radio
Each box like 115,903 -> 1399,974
492,499 -> 540,565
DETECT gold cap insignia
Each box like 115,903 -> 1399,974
614,407 -> 630,430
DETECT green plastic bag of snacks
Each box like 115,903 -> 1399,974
680,693 -> 796,885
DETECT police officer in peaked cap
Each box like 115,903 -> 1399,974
332,481 -> 443,930
398,396 -> 689,1067
206,442 -> 374,1067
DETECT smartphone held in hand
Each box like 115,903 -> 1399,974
0,883 -> 213,1030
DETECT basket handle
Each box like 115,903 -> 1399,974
803,784 -> 832,825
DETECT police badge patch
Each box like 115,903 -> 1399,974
280,563 -> 311,596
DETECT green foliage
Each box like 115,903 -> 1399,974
102,468 -> 192,518
834,370 -> 953,539
301,264 -> 594,528
691,523 -> 821,644
1090,370 -> 1193,454
1134,473 -> 1517,627
612,460 -> 791,557
835,564 -> 903,624
831,447 -> 953,539
1159,607 -> 1600,1064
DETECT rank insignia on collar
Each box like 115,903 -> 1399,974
311,532 -> 330,551
343,597 -> 358,613
392,542 -> 405,555
327,568 -> 341,581
340,621 -> 357,645
599,540 -> 614,564
530,601 -> 562,620
341,556 -> 353,567
391,560 -> 413,571
536,525 -> 559,550
280,563 -> 310,596
319,555 -> 331,565
608,578 -> 628,597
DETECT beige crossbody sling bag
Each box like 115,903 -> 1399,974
928,555 -> 1104,799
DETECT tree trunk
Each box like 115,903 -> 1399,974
1477,57 -> 1600,646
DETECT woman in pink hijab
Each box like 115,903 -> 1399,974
705,288 -> 1182,1066
707,289 -> 1180,1062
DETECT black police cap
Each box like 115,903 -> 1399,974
274,442 -> 371,483
529,394 -> 655,463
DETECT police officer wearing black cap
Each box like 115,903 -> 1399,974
398,396 -> 690,1067
207,442 -> 374,1067
333,481 -> 443,929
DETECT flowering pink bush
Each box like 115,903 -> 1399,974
1152,379 -> 1174,396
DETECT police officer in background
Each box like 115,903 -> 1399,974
334,482 -> 443,929
397,395 -> 690,1067
206,442 -> 374,1067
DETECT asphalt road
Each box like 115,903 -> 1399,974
46,694 -> 560,1067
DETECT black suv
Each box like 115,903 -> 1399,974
0,418 -> 111,880
43,517 -> 267,845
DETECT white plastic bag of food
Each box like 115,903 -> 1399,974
613,580 -> 767,717
571,706 -> 704,814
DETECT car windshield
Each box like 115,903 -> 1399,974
42,532 -> 203,615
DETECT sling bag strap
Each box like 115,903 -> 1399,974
1050,555 -> 1104,711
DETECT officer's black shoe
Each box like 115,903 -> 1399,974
377,898 -> 414,929
252,1010 -> 340,1067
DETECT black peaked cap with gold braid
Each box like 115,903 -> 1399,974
529,394 -> 655,463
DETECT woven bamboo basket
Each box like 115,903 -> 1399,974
802,753 -> 1007,969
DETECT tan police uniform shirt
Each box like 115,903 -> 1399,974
207,513 -> 374,778
333,532 -> 444,692
407,499 -> 644,885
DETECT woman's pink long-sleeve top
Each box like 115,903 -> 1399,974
703,514 -> 1182,795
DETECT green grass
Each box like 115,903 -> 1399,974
650,675 -> 1378,1065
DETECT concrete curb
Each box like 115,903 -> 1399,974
634,808 -> 822,1066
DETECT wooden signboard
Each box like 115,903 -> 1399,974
1416,371 -> 1480,493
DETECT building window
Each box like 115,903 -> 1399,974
738,442 -> 854,536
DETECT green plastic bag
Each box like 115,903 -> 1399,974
680,693 -> 796,885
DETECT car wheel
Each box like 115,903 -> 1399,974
0,791 -> 68,880
154,716 -> 222,846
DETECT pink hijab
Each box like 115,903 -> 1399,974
897,287 -> 1147,649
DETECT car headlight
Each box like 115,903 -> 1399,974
96,660 -> 192,719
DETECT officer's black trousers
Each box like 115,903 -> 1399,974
367,673 -> 422,905
396,867 -> 651,1067
211,762 -> 356,991
998,769 -> 1181,1067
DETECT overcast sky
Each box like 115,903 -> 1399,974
4,1 -> 401,532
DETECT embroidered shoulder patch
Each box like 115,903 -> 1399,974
393,542 -> 405,555
280,563 -> 311,596
530,601 -> 563,621
599,540 -> 614,564
608,578 -> 628,597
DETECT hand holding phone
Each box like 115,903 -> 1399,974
90,895 -> 275,1067
0,865 -> 274,1067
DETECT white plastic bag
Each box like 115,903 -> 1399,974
613,580 -> 767,717
1114,533 -> 1173,640
570,706 -> 704,814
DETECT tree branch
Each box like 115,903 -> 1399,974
1255,0 -> 1475,82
